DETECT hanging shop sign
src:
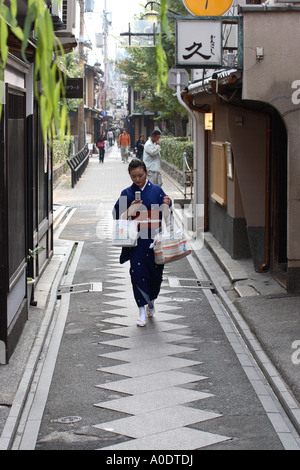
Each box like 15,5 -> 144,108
176,19 -> 222,68
65,78 -> 84,99
182,0 -> 233,17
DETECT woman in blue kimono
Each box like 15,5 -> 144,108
113,159 -> 171,326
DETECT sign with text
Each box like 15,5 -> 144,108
176,19 -> 222,68
65,78 -> 84,99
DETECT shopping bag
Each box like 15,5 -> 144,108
112,219 -> 138,247
152,219 -> 191,264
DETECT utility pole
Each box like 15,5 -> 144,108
78,0 -> 85,151
99,0 -> 110,122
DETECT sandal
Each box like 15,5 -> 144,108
136,318 -> 146,327
145,305 -> 155,318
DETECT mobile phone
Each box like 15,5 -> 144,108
135,191 -> 141,201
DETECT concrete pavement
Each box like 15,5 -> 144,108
1,143 -> 300,451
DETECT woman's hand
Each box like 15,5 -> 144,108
121,200 -> 143,219
129,199 -> 142,215
162,195 -> 171,217
163,195 -> 171,206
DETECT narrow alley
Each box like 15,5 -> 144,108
1,144 -> 300,453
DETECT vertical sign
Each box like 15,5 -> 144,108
176,19 -> 222,68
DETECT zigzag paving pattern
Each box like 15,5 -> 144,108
93,247 -> 232,450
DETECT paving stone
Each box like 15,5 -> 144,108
99,343 -> 197,362
98,356 -> 201,377
96,370 -> 206,395
94,405 -> 222,438
101,322 -> 188,337
101,332 -> 193,349
94,387 -> 213,414
98,427 -> 231,450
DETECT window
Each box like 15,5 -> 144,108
211,141 -> 227,206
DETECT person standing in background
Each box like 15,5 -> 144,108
134,135 -> 145,160
96,132 -> 106,163
107,129 -> 114,147
118,129 -> 131,163
143,130 -> 162,186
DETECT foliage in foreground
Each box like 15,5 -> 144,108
0,0 -> 69,142
116,0 -> 189,136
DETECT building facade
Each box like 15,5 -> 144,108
183,5 -> 300,293
0,0 -> 77,364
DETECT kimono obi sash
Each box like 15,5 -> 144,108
132,209 -> 161,229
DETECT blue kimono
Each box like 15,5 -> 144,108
113,180 -> 170,308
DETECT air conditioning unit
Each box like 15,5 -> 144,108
51,0 -> 76,33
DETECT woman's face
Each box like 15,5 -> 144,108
129,166 -> 147,188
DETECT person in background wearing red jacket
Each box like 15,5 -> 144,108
96,132 -> 106,163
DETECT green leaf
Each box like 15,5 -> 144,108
0,18 -> 9,66
10,0 -> 17,19
21,3 -> 36,61
156,40 -> 168,92
0,0 -> 71,139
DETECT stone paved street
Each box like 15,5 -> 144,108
1,145 -> 300,453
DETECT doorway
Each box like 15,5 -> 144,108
271,111 -> 287,285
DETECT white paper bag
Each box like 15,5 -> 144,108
112,219 -> 138,247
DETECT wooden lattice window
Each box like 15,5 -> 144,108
211,141 -> 227,206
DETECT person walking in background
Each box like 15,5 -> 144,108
115,128 -> 120,140
143,130 -> 162,186
118,129 -> 131,163
96,132 -> 106,163
113,159 -> 171,327
134,135 -> 145,160
107,129 -> 114,147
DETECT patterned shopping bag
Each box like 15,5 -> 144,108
153,222 -> 191,264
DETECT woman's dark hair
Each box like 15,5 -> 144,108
128,158 -> 147,174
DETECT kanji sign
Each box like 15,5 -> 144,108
182,0 -> 233,16
176,19 -> 222,68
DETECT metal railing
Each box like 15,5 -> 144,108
183,152 -> 193,199
67,145 -> 89,188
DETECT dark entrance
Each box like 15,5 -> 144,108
0,84 -> 28,363
271,112 -> 287,284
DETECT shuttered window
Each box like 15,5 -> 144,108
211,141 -> 227,206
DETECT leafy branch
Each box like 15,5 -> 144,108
0,0 -> 69,143
27,246 -> 46,261
156,0 -> 170,92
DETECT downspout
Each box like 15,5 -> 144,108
175,72 -> 200,238
175,79 -> 197,188
216,94 -> 271,272
181,91 -> 208,231
258,114 -> 271,272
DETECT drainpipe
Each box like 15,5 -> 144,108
258,114 -> 271,272
175,72 -> 203,238
181,91 -> 209,231
216,94 -> 271,272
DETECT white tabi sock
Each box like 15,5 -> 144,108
139,306 -> 146,322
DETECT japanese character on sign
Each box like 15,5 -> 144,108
176,20 -> 222,68
183,42 -> 212,61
